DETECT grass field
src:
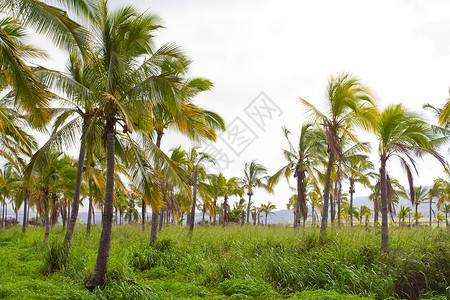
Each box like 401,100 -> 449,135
0,224 -> 449,299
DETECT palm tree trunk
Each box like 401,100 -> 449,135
158,209 -> 164,231
142,199 -> 146,232
265,213 -> 268,225
64,128 -> 86,247
202,204 -> 206,223
320,151 -> 334,235
86,186 -> 92,238
22,195 -> 28,233
213,199 -> 217,226
349,180 -> 354,227
415,203 -> 418,227
380,157 -> 389,254
86,119 -> 115,290
429,199 -> 432,227
43,188 -> 50,243
222,195 -> 228,227
312,205 -> 315,227
149,209 -> 159,246
1,200 -> 4,228
246,192 -> 252,224
189,167 -> 198,232
294,176 -> 300,229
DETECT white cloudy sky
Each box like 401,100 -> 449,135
30,0 -> 450,210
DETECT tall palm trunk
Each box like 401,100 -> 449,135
246,192 -> 252,224
380,158 -> 389,254
297,170 -> 307,228
336,161 -> 342,225
86,119 -> 115,290
312,205 -> 315,227
189,167 -> 198,232
1,200 -> 4,228
64,127 -> 86,246
320,151 -> 334,235
349,179 -> 355,227
43,188 -> 50,242
22,195 -> 28,233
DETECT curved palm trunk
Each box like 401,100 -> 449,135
64,129 -> 86,246
336,161 -> 342,225
265,213 -> 268,225
22,195 -> 28,233
320,151 -> 334,236
297,171 -> 307,228
380,158 -> 389,254
86,179 -> 92,238
43,188 -> 50,243
246,192 -> 252,224
349,179 -> 355,227
189,167 -> 198,232
86,120 -> 115,290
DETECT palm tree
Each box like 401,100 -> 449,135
359,205 -> 371,226
242,160 -> 270,224
376,104 -> 444,253
411,186 -> 429,227
268,124 -> 326,228
213,174 -> 243,226
83,2 -> 191,289
398,206 -> 413,226
260,201 -> 276,225
344,143 -> 375,227
300,73 -> 377,235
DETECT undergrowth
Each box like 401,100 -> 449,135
0,224 -> 448,299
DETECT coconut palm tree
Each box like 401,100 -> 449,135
83,2 -> 192,288
376,104 -> 444,253
411,186 -> 429,227
359,205 -> 371,226
242,160 -> 270,224
268,124 -> 326,228
398,206 -> 413,226
260,201 -> 276,225
300,73 -> 377,235
343,144 -> 375,227
213,174 -> 243,226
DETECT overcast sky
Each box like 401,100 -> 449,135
30,0 -> 450,211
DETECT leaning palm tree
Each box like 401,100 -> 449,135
268,124 -> 326,228
242,160 -> 270,224
376,104 -> 444,253
300,73 -> 377,236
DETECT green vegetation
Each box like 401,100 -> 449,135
0,225 -> 449,299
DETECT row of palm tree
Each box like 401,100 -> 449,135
1,0 -> 450,289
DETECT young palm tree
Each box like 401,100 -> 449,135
260,201 -> 276,225
376,104 -> 444,253
344,145 -> 375,227
411,186 -> 429,227
242,160 -> 270,224
214,174 -> 243,226
268,124 -> 326,228
300,73 -> 377,235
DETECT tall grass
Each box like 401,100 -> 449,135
0,224 -> 448,299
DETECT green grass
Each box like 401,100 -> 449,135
0,224 -> 448,299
